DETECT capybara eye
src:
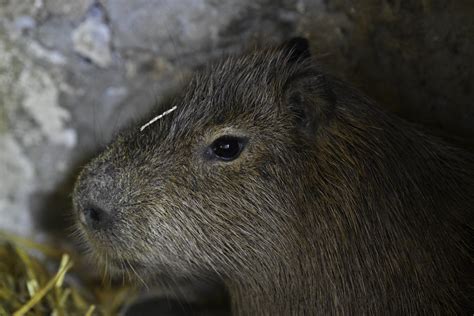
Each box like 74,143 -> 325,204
210,136 -> 245,161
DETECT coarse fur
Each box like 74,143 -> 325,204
73,39 -> 473,314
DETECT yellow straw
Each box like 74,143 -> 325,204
13,254 -> 73,316
85,305 -> 96,316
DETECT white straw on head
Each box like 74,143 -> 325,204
140,106 -> 178,132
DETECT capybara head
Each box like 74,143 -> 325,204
73,38 -> 333,279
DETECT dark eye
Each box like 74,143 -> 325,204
209,136 -> 246,161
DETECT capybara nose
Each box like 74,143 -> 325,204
79,203 -> 111,229
74,163 -> 120,230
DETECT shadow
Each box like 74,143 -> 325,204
304,0 -> 474,141
29,152 -> 99,241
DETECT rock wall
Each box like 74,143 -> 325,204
0,0 -> 472,238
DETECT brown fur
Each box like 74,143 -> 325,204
73,39 -> 473,314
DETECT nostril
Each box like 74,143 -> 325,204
80,204 -> 110,228
86,207 -> 102,222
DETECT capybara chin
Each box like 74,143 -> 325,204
73,38 -> 473,314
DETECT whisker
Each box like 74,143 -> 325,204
125,259 -> 149,290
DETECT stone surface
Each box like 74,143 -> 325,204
0,135 -> 34,235
72,3 -> 112,67
0,0 -> 472,241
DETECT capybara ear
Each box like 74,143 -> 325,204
283,73 -> 336,138
280,37 -> 311,63
279,37 -> 335,137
